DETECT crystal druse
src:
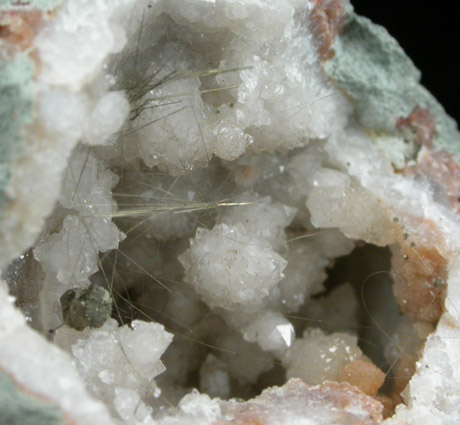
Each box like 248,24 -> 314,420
1,1 -> 460,425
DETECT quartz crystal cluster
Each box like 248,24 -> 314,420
1,1 -> 460,425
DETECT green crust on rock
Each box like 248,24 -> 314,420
0,0 -> 60,11
325,14 -> 460,162
0,54 -> 35,216
0,371 -> 65,425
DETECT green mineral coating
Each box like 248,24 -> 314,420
325,14 -> 460,162
0,54 -> 35,215
433,278 -> 443,288
0,371 -> 64,425
0,0 -> 61,11
61,284 -> 113,331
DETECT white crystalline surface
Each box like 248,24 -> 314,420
35,0 -> 134,89
0,282 -> 117,425
55,319 -> 173,421
216,331 -> 275,385
283,328 -> 363,385
216,194 -> 297,250
153,379 -> 383,425
277,237 -> 329,311
301,283 -> 360,334
4,0 -> 460,424
33,147 -> 123,331
179,223 -> 287,312
115,0 -> 351,174
242,311 -> 295,357
306,167 -> 394,246
199,354 -> 231,400
0,0 -> 132,268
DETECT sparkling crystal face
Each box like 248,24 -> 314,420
2,1 -> 459,424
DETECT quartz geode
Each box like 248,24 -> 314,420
1,1 -> 460,425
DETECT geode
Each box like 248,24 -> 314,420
1,1 -> 460,425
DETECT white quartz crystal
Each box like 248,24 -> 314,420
179,223 -> 287,312
0,282 -> 116,425
153,379 -> 383,425
3,0 -> 460,424
302,283 -> 360,334
217,194 -> 297,250
114,388 -> 157,425
277,237 -> 329,311
117,0 -> 351,174
283,328 -> 362,385
35,0 -> 134,89
83,91 -> 130,146
0,0 -> 133,268
307,167 -> 393,246
199,354 -> 231,399
216,332 -> 274,384
33,147 -> 123,331
241,310 -> 295,357
55,318 -> 173,419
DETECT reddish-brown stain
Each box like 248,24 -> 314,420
308,0 -> 346,60
339,359 -> 385,397
396,106 -> 436,148
392,242 -> 447,324
404,149 -> 460,213
383,214 -> 455,411
374,394 -> 396,419
390,216 -> 449,325
0,10 -> 45,54
216,379 -> 383,425
442,313 -> 457,330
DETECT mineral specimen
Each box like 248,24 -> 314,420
1,1 -> 460,425
60,284 -> 113,331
